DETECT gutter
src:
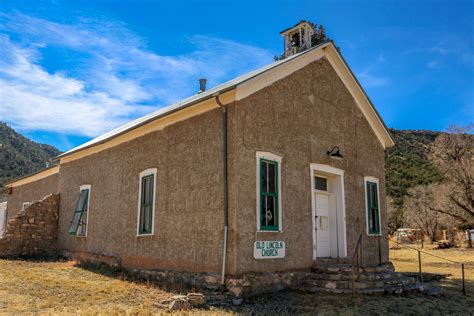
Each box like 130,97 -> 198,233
214,93 -> 228,285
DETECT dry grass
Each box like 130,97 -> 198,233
0,248 -> 473,315
390,246 -> 474,294
0,259 -> 228,314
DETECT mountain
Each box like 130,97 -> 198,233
385,129 -> 444,205
0,122 -> 61,195
0,123 -> 445,208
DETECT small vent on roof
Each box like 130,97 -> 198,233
198,78 -> 207,93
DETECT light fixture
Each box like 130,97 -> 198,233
327,146 -> 343,160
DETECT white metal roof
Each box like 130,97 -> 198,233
58,42 -> 330,158
57,40 -> 394,159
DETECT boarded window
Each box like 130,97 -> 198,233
69,188 -> 89,235
138,174 -> 154,235
366,181 -> 380,235
260,159 -> 279,231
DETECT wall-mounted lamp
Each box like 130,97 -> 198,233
327,146 -> 343,160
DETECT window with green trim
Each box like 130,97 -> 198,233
366,181 -> 380,235
138,172 -> 155,235
69,186 -> 90,236
259,158 -> 279,231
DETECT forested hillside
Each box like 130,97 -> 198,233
385,129 -> 444,207
0,122 -> 61,195
0,123 -> 450,209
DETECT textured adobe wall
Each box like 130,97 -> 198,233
0,194 -> 60,256
55,56 -> 389,275
6,173 -> 58,221
226,57 -> 389,274
57,109 -> 225,273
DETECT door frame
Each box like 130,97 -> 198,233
310,164 -> 347,260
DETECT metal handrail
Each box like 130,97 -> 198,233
351,233 -> 363,295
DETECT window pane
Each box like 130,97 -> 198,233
139,175 -> 154,234
261,194 -> 267,227
144,205 -> 150,232
261,161 -> 268,193
367,182 -> 380,234
78,211 -> 87,236
69,189 -> 88,235
371,184 -> 378,208
315,176 -> 327,191
147,176 -> 154,205
68,211 -> 83,234
76,189 -> 88,212
268,162 -> 276,194
266,195 -> 276,227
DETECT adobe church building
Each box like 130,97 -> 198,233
3,22 -> 418,295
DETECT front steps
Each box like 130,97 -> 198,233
306,262 -> 421,294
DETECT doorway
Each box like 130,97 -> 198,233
310,164 -> 347,260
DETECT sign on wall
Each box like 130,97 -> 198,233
253,241 -> 285,259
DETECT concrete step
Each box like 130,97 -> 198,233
311,263 -> 395,274
303,276 -> 416,290
308,283 -> 423,295
306,271 -> 404,281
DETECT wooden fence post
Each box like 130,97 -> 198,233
462,263 -> 466,295
418,251 -> 423,283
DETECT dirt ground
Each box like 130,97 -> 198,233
0,247 -> 473,315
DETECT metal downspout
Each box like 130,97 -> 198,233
215,94 -> 228,285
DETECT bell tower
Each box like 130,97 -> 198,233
280,21 -> 315,57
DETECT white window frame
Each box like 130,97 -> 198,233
364,176 -> 382,236
77,184 -> 91,237
256,151 -> 283,232
137,168 -> 157,236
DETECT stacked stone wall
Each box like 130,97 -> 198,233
0,194 -> 59,256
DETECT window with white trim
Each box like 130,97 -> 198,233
256,152 -> 282,231
364,177 -> 381,235
137,168 -> 157,235
69,184 -> 91,237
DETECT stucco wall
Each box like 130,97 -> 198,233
57,109 -> 225,273
55,56 -> 389,275
6,173 -> 59,221
227,57 -> 388,274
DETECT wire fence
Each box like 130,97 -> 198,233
381,235 -> 471,295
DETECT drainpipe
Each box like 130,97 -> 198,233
214,93 -> 228,285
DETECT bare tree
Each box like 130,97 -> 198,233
430,125 -> 474,224
387,196 -> 404,235
404,185 -> 445,242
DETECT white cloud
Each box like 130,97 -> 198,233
358,71 -> 389,88
0,13 -> 273,139
356,55 -> 389,88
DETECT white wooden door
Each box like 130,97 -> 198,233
315,192 -> 331,257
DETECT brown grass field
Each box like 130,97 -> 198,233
0,247 -> 473,315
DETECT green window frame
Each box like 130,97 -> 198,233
366,181 -> 381,235
138,174 -> 154,235
69,187 -> 89,236
259,158 -> 279,231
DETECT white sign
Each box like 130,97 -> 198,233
253,241 -> 285,259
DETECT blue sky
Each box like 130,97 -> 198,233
0,0 -> 472,151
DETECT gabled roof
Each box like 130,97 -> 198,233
57,41 -> 394,162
